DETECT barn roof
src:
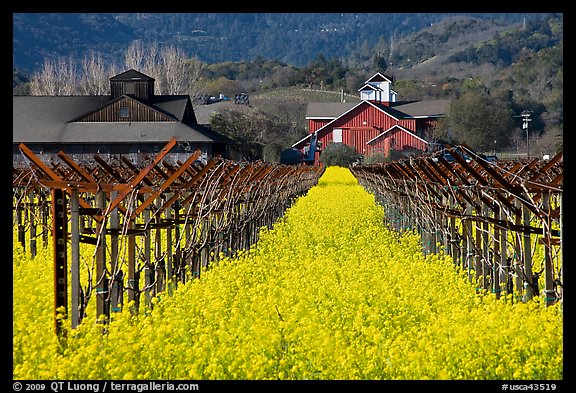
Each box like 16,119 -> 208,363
392,99 -> 450,118
13,95 -> 233,144
306,99 -> 449,120
365,71 -> 393,83
306,102 -> 357,119
357,83 -> 382,92
110,69 -> 154,81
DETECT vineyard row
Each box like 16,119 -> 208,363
13,138 -> 323,334
351,144 -> 563,307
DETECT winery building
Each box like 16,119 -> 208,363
292,72 -> 449,163
13,69 -> 235,166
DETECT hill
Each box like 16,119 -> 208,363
12,12 -> 542,73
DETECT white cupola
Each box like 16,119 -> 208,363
358,71 -> 397,106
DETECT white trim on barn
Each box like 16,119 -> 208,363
366,124 -> 429,145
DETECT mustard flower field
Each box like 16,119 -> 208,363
13,167 -> 562,380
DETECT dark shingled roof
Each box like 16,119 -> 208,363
306,99 -> 449,120
13,95 -> 235,145
306,102 -> 358,118
109,69 -> 154,81
391,99 -> 450,118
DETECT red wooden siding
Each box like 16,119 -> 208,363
366,128 -> 428,156
305,101 -> 438,163
321,105 -> 416,133
315,104 -> 419,154
342,127 -> 380,154
309,119 -> 331,133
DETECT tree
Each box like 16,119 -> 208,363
80,50 -> 115,95
29,56 -> 78,95
160,47 -> 204,96
440,91 -> 515,151
28,41 -> 205,98
209,109 -> 265,161
319,143 -> 360,167
124,41 -> 160,89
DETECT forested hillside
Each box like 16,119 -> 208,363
13,13 -> 542,73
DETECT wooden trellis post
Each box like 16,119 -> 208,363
52,188 -> 68,336
155,197 -> 165,294
492,203 -> 501,299
70,189 -> 81,329
28,192 -> 37,258
17,195 -> 25,251
109,190 -> 121,313
143,194 -> 153,308
522,202 -> 538,301
464,204 -> 473,282
95,190 -> 109,322
127,201 -> 138,315
165,196 -> 174,293
542,191 -> 556,306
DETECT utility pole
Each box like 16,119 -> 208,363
514,110 -> 532,159
521,110 -> 532,159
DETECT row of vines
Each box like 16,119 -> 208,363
13,138 -> 323,333
13,166 -> 562,380
351,145 -> 563,307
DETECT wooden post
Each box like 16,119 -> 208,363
500,207 -> 510,296
41,190 -> 49,247
110,190 -> 121,313
155,198 -> 164,294
474,215 -> 483,293
558,193 -> 563,304
143,194 -> 153,308
185,202 -> 192,279
70,189 -> 81,329
519,204 -> 533,301
513,200 -> 524,300
95,190 -> 109,322
442,196 -> 450,255
542,191 -> 556,306
28,192 -> 37,258
165,198 -> 174,293
449,210 -> 458,266
492,204 -> 501,299
464,204 -> 473,282
52,189 -> 68,336
482,203 -> 490,291
174,201 -> 182,284
201,216 -> 209,270
17,198 -> 25,251
127,214 -> 138,314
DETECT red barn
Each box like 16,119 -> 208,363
292,72 -> 449,163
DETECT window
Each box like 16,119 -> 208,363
125,82 -> 135,95
333,128 -> 343,143
119,107 -> 130,118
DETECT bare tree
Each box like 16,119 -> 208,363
161,46 -> 190,95
80,51 -> 116,95
184,56 -> 206,99
125,41 -> 205,96
29,41 -> 203,98
29,57 -> 78,95
161,48 -> 205,96
124,41 -> 162,94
